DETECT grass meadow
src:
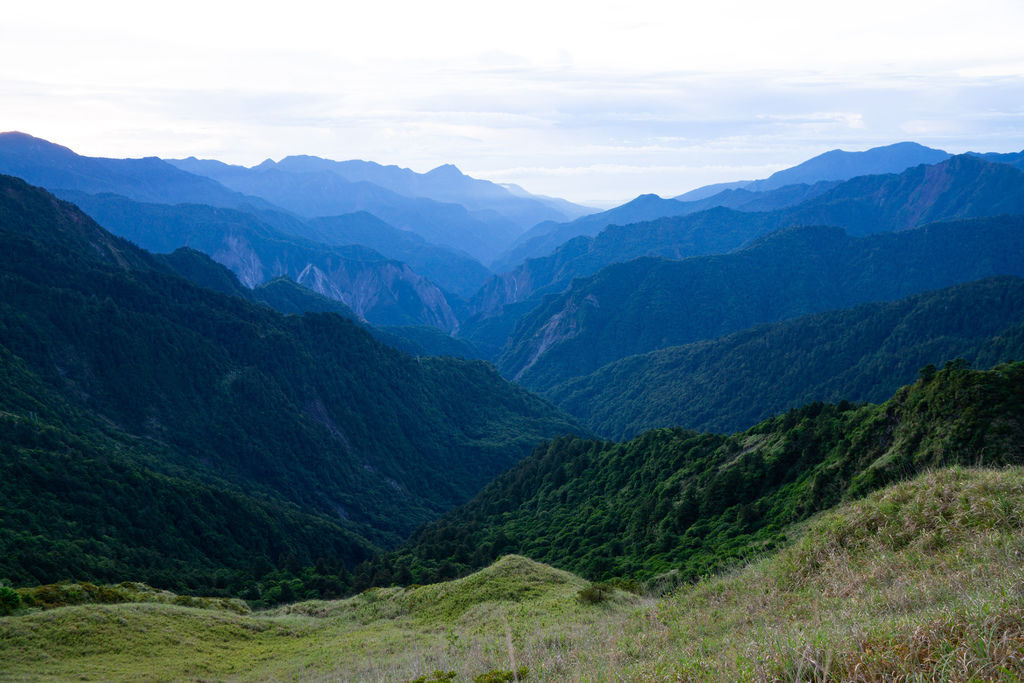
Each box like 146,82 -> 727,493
2,466 -> 1023,681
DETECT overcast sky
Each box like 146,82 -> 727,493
3,0 -> 1024,204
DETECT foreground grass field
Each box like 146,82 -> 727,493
2,466 -> 1023,681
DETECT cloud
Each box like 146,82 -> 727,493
3,2 -> 1024,201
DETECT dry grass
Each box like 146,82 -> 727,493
627,466 -> 1024,681
1,467 -> 1022,681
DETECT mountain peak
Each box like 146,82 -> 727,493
0,131 -> 77,157
630,193 -> 666,203
750,141 -> 951,191
426,163 -> 465,178
0,131 -> 40,141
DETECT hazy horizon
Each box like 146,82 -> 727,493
3,0 -> 1024,204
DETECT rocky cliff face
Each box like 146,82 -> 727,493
510,292 -> 597,381
51,192 -> 463,333
296,260 -> 460,333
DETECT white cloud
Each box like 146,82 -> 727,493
2,1 -> 1024,201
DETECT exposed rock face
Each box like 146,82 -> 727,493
511,293 -> 597,381
212,234 -> 265,288
48,191 -> 463,332
296,260 -> 460,334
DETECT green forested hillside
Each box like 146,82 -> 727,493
385,361 -> 1024,585
60,191 -> 463,331
499,216 -> 1024,391
0,174 -> 582,594
547,277 -> 1024,439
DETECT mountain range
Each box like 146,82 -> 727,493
4,134 -> 1024,591
498,215 -> 1024,391
463,154 -> 1024,369
703,140 -> 951,194
496,141 -> 956,268
167,155 -> 590,263
59,191 -> 463,332
2,132 -> 1024,679
475,154 -> 1024,326
0,174 -> 582,591
547,277 -> 1024,438
0,132 -> 545,332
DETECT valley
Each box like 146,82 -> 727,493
1,134 -> 1023,680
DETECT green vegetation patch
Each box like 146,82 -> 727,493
547,276 -> 1024,438
3,469 -> 1021,681
0,555 -> 639,681
389,362 -> 1024,586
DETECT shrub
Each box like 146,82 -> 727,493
577,582 -> 613,604
408,671 -> 456,683
0,585 -> 21,615
475,667 -> 529,682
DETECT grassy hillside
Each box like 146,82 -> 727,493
628,466 -> 1024,680
0,555 -> 642,681
389,361 -> 1024,585
2,468 -> 1021,681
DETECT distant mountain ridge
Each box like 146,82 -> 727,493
0,132 -> 270,210
968,149 -> 1024,170
782,153 -> 1024,235
676,141 -> 952,197
468,154 -> 1024,350
164,158 -> 517,262
497,142 -> 954,268
264,155 -> 592,226
740,141 -> 951,192
547,277 -> 1024,438
498,215 -> 1024,390
168,155 -> 591,263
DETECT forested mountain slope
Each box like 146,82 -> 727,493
498,216 -> 1024,391
473,155 -> 1024,327
498,143 -> 957,269
386,361 -> 1024,585
0,174 -> 582,592
547,277 -> 1024,438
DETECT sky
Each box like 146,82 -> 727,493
3,0 -> 1024,205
